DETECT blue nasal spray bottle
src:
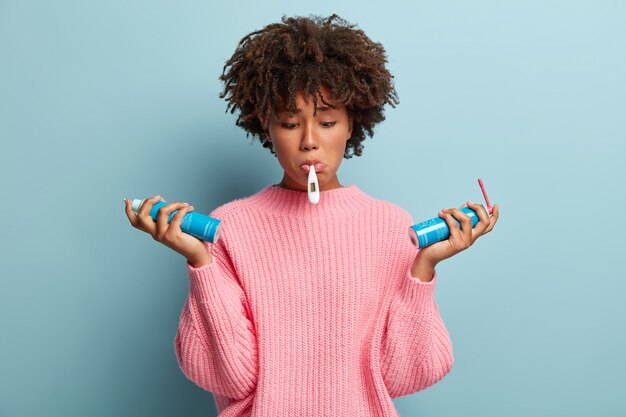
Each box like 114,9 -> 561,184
129,198 -> 222,243
408,178 -> 494,248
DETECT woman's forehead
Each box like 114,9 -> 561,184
277,96 -> 342,114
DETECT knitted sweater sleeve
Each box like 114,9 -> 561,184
174,210 -> 258,399
380,212 -> 454,398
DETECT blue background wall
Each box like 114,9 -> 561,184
1,1 -> 624,416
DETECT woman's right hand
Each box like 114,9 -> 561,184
124,195 -> 212,266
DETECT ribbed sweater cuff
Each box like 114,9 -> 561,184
401,268 -> 437,306
186,259 -> 223,302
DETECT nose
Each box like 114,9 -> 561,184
299,125 -> 319,151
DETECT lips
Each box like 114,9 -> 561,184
300,162 -> 324,173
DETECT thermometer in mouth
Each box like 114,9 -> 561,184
308,164 -> 320,204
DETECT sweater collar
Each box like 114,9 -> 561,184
249,183 -> 372,218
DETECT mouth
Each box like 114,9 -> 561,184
300,162 -> 325,173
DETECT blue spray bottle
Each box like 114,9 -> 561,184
130,198 -> 222,243
408,178 -> 494,248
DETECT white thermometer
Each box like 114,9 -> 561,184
308,164 -> 320,204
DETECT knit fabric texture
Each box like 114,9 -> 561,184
174,184 -> 453,416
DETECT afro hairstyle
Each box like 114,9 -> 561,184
218,13 -> 400,158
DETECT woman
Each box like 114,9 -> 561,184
125,14 -> 499,416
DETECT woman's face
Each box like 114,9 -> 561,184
264,85 -> 353,192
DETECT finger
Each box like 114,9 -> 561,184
138,195 -> 163,218
438,209 -> 463,242
483,203 -> 499,233
484,203 -> 500,234
447,208 -> 473,241
467,201 -> 489,223
124,198 -> 138,226
447,208 -> 472,225
466,201 -> 489,239
156,202 -> 189,240
136,195 -> 163,237
167,204 -> 194,239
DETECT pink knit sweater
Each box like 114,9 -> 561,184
174,184 -> 453,416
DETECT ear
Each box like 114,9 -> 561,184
347,114 -> 353,139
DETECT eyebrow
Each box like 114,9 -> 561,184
284,106 -> 333,115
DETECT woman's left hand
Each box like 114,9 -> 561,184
416,201 -> 500,267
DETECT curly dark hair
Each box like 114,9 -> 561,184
218,14 -> 400,159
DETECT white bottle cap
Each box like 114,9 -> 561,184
131,199 -> 144,214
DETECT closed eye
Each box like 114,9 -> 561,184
281,122 -> 337,129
